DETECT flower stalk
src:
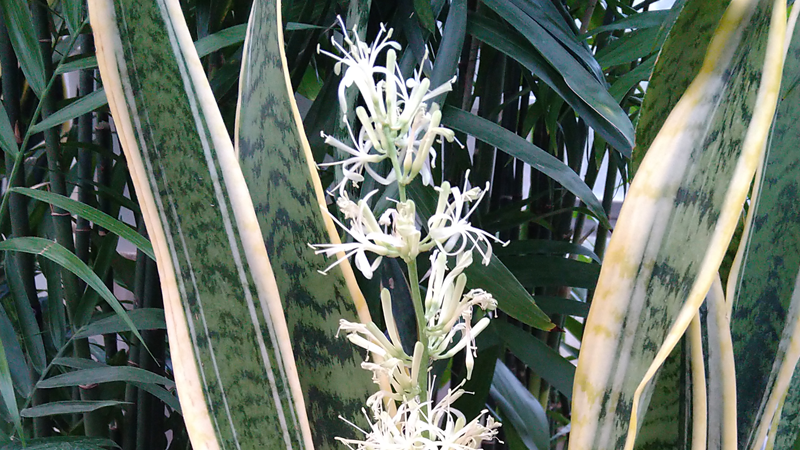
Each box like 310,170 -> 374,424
312,18 -> 504,449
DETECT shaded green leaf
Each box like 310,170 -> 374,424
413,0 -> 436,33
0,101 -> 17,157
12,188 -> 154,260
20,401 -> 128,418
495,321 -> 576,399
582,10 -> 670,38
0,238 -> 145,343
74,308 -> 165,339
38,366 -> 174,389
0,328 -> 22,440
0,0 -> 45,96
28,90 -> 107,134
467,13 -> 634,158
442,106 -> 610,228
490,360 -> 549,450
0,304 -> 32,398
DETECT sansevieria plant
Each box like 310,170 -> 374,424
4,0 -> 800,448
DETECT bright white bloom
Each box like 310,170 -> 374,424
425,181 -> 508,265
311,191 -> 399,279
318,121 -> 389,195
424,251 -> 497,378
312,192 -> 426,279
337,383 -> 500,450
318,17 -> 457,191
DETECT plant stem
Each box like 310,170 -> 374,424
405,257 -> 429,405
32,3 -> 102,436
0,9 -> 49,437
0,18 -> 86,234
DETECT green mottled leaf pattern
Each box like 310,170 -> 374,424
571,1 -> 775,448
731,15 -> 800,448
633,0 -> 730,174
235,0 -> 374,448
88,0 -> 312,448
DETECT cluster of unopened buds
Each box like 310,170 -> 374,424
312,17 -> 504,450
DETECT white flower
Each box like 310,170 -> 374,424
424,251 -> 497,379
311,191 -> 400,279
318,16 -> 458,190
426,181 -> 507,265
337,382 -> 500,450
317,121 -> 388,195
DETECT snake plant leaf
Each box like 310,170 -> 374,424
731,14 -> 800,448
88,0 -> 313,448
234,0 -> 374,447
633,0 -> 731,174
571,0 -> 784,448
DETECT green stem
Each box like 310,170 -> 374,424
0,8 -> 49,437
0,17 -> 87,234
405,257 -> 429,406
32,4 -> 102,436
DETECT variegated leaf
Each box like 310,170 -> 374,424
234,0 -> 374,449
88,0 -> 312,448
571,0 -> 786,448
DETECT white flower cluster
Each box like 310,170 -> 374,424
313,17 -> 503,450
317,18 -> 456,191
338,385 -> 500,450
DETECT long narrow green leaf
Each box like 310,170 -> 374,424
0,0 -> 45,96
732,13 -> 800,448
571,1 -> 781,448
74,308 -> 166,338
0,436 -> 118,449
4,253 -> 46,373
235,0 -> 375,447
0,101 -> 17,157
12,187 -> 154,260
478,0 -> 635,154
442,105 -> 610,227
20,401 -> 128,418
494,321 -> 576,399
88,0 -> 313,448
38,366 -> 173,389
596,27 -> 661,68
582,10 -> 670,38
28,89 -> 108,134
490,360 -> 550,450
0,304 -> 32,398
0,328 -> 23,440
0,237 -> 145,343
467,13 -> 633,159
404,180 -> 553,330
